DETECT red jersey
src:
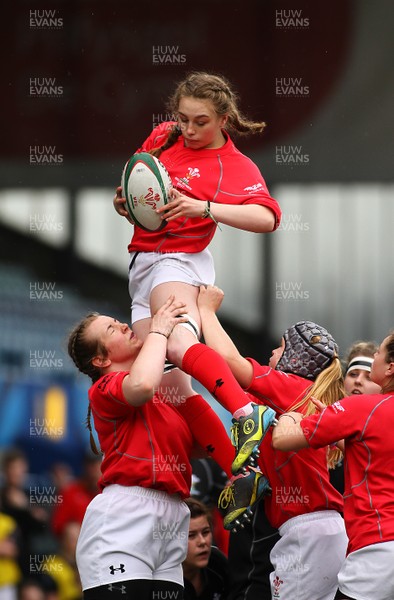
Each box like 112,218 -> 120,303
301,393 -> 394,554
89,371 -> 193,499
128,122 -> 281,253
245,359 -> 343,529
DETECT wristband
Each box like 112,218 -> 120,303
278,414 -> 297,424
201,201 -> 221,229
201,200 -> 211,218
149,331 -> 168,339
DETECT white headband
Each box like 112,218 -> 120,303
346,356 -> 374,374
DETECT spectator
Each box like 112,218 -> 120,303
51,455 -> 101,539
17,578 -> 53,600
183,497 -> 228,600
190,458 -> 229,555
43,522 -> 82,600
0,449 -> 49,577
0,507 -> 22,600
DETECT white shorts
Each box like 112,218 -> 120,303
338,540 -> 394,600
76,485 -> 190,591
128,249 -> 215,324
269,511 -> 348,600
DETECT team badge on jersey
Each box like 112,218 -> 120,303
174,167 -> 201,191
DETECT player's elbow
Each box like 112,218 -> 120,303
254,209 -> 276,233
123,380 -> 155,406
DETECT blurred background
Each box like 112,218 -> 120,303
1,0 -> 393,478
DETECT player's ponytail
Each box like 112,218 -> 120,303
149,125 -> 182,159
85,404 -> 102,456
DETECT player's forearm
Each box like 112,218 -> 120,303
208,203 -> 276,233
199,308 -> 252,388
123,335 -> 168,405
272,412 -> 309,451
200,308 -> 238,360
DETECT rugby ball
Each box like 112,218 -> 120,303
121,152 -> 172,231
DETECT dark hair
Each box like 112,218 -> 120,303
150,71 -> 266,158
184,497 -> 213,528
67,313 -> 105,383
1,447 -> 27,469
67,313 -> 105,456
384,332 -> 394,364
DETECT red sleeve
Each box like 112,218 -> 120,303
245,358 -> 311,413
222,146 -> 282,230
242,190 -> 281,231
89,371 -> 134,418
301,397 -> 362,448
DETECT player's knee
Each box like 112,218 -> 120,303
166,315 -> 200,365
176,314 -> 200,339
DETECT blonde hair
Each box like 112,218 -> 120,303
150,71 -> 266,158
289,357 -> 345,468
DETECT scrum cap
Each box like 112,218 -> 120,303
276,321 -> 338,381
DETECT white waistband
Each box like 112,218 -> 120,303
279,510 -> 341,536
102,484 -> 182,503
